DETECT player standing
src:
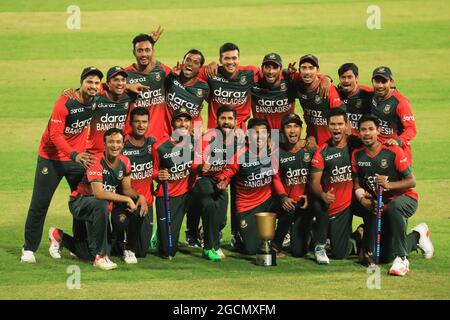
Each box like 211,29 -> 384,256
86,66 -> 138,154
21,67 -> 103,263
337,63 -> 373,136
251,53 -> 296,130
293,54 -> 346,146
124,32 -> 172,140
352,114 -> 433,275
152,107 -> 196,258
370,66 -> 416,162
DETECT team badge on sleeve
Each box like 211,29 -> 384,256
303,153 -> 311,163
315,95 -> 323,104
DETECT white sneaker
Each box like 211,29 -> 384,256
21,248 -> 36,263
315,244 -> 330,265
123,250 -> 138,264
215,248 -> 226,260
412,223 -> 434,259
48,227 -> 62,259
93,255 -> 117,270
389,256 -> 410,276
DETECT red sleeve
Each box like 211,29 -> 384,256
86,158 -> 103,183
311,146 -> 325,171
151,143 -> 161,183
328,85 -> 345,108
48,96 -> 76,158
351,148 -> 360,174
239,65 -> 261,83
273,171 -> 288,196
160,62 -> 172,76
392,146 -> 410,173
99,83 -> 107,94
193,132 -> 213,172
395,93 -> 416,146
197,65 -> 208,82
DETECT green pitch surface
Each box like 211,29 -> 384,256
1,0 -> 449,300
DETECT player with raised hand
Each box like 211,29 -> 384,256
48,128 -> 148,270
251,53 -> 296,130
165,49 -> 209,135
292,54 -> 346,146
110,107 -> 156,264
124,29 -> 172,141
310,108 -> 355,264
152,107 -> 196,259
352,114 -> 433,276
370,66 -> 416,162
272,113 -> 317,257
337,63 -> 373,137
21,67 -> 103,264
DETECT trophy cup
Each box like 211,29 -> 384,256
255,212 -> 277,266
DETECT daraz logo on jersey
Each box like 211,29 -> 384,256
131,161 -> 153,180
213,87 -> 247,105
103,183 -> 117,193
169,161 -> 192,181
65,118 -> 91,134
244,168 -> 273,188
285,167 -> 308,186
304,109 -> 327,126
136,89 -> 164,107
96,113 -> 126,131
256,98 -> 290,113
167,93 -> 199,116
330,165 -> 352,184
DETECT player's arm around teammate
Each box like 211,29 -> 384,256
21,67 -> 103,264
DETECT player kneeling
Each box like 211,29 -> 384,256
352,114 -> 434,276
48,128 -> 148,270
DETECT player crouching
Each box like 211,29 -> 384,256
48,128 -> 148,270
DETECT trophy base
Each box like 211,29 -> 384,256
255,252 -> 277,266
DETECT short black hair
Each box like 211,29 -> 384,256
358,114 -> 380,129
183,49 -> 205,66
129,107 -> 150,124
132,34 -> 154,50
104,128 -> 125,142
327,108 -> 348,122
220,43 -> 239,57
217,105 -> 236,119
338,63 -> 359,77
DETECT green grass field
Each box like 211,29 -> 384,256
1,0 -> 449,300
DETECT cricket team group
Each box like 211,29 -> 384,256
21,27 -> 434,276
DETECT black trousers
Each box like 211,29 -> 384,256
237,195 -> 286,255
63,196 -> 110,260
155,193 -> 191,257
24,156 -> 85,252
110,203 -> 153,258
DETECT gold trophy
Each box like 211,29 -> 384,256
255,212 -> 277,266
